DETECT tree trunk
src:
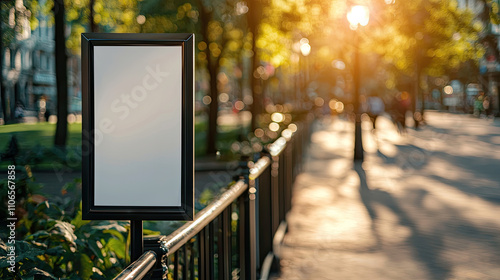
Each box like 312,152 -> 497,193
247,0 -> 263,132
206,56 -> 219,155
89,0 -> 98,32
54,0 -> 68,147
0,3 -> 9,124
197,0 -> 218,155
414,48 -> 421,129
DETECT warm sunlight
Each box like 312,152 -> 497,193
347,5 -> 370,29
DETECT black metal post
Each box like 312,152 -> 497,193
285,144 -> 293,213
199,229 -> 208,279
190,242 -> 195,279
174,250 -> 179,280
217,216 -> 224,280
248,185 -> 257,280
257,168 -> 272,267
222,208 -> 232,279
271,156 -> 280,235
130,220 -> 144,263
353,31 -> 364,161
182,245 -> 188,279
238,195 -> 247,280
209,222 -> 215,280
278,155 -> 285,222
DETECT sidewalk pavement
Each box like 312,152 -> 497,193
274,112 -> 500,280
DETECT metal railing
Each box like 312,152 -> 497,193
114,118 -> 312,280
114,251 -> 158,280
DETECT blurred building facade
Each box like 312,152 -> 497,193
478,7 -> 500,114
0,0 -> 80,123
459,0 -> 500,113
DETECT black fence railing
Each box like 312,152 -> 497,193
113,119 -> 312,280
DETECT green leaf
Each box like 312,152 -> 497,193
102,229 -> 125,243
75,253 -> 93,280
105,238 -> 126,260
15,241 -> 45,262
25,230 -> 51,241
0,257 -> 11,269
143,229 -> 161,236
49,221 -> 77,247
91,267 -> 108,280
70,205 -> 90,229
45,245 -> 67,257
94,222 -> 127,233
0,239 -> 7,254
22,267 -> 57,280
34,201 -> 65,220
87,241 -> 105,260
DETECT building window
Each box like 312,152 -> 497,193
4,49 -> 11,68
24,51 -> 30,70
9,8 -> 15,28
15,51 -> 21,70
33,50 -> 40,69
47,54 -> 52,71
40,51 -> 45,70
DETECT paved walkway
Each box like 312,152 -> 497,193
275,112 -> 500,280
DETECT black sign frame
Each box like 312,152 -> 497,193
81,33 -> 194,220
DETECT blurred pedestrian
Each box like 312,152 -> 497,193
390,91 -> 410,134
44,109 -> 51,122
14,102 -> 24,123
367,94 -> 385,130
474,92 -> 485,117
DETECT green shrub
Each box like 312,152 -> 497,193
0,175 -> 160,279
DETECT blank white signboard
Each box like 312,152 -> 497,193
93,46 -> 182,207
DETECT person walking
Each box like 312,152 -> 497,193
474,91 -> 485,117
368,94 -> 385,130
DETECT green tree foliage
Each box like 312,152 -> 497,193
256,0 -> 336,69
65,0 -> 142,54
26,0 -> 143,147
248,0 -> 338,129
138,0 -> 248,154
358,0 -> 485,123
369,0 -> 483,85
1,1 -> 18,48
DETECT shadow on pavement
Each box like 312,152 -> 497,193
376,135 -> 500,205
354,161 -> 451,280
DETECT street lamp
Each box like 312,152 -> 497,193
347,5 -> 370,30
300,39 -> 311,56
347,5 -> 369,161
299,38 -> 311,108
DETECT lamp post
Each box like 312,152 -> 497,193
299,38 -> 311,109
347,5 -> 369,161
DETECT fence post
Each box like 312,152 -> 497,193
238,157 -> 256,280
256,162 -> 272,271
248,179 -> 257,280
270,155 -> 280,236
220,208 -> 232,279
144,235 -> 168,279
130,220 -> 144,263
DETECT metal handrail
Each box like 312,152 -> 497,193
269,137 -> 287,157
269,124 -> 297,157
249,157 -> 272,180
113,251 -> 157,280
160,179 -> 247,255
113,119 -> 311,279
159,153 -> 277,255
